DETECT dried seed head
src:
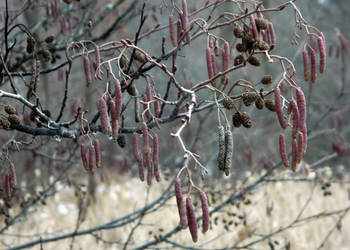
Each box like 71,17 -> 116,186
274,86 -> 287,129
97,95 -> 111,134
93,138 -> 102,168
261,75 -> 273,85
264,100 -> 276,112
279,133 -> 289,168
134,51 -> 147,63
44,35 -> 55,43
152,132 -> 161,182
7,114 -> 20,125
236,43 -> 246,52
80,144 -> 88,171
127,83 -> 137,96
234,55 -> 244,66
242,91 -> 258,106
240,112 -> 252,128
302,49 -> 309,81
88,145 -> 96,174
291,138 -> 298,171
232,112 -> 242,127
199,191 -> 210,233
247,55 -> 260,66
175,177 -> 187,228
117,134 -> 126,148
4,105 -> 17,115
318,34 -> 326,73
309,47 -> 317,83
186,197 -> 198,243
223,96 -> 234,110
217,126 -> 226,171
255,18 -> 268,30
233,26 -> 244,38
255,97 -> 264,110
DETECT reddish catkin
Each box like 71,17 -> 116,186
152,132 -> 161,182
186,197 -> 198,243
5,174 -> 11,198
111,119 -> 119,140
133,132 -> 144,182
268,22 -> 276,49
114,79 -> 122,120
169,15 -> 177,47
145,82 -> 153,119
93,138 -> 101,168
97,95 -> 111,134
154,95 -> 161,117
302,123 -> 308,154
9,162 -> 17,187
88,145 -> 96,174
206,46 -> 214,80
297,131 -> 304,164
288,99 -> 299,138
274,86 -> 287,129
200,191 -> 210,233
318,34 -> 326,73
291,138 -> 298,171
142,122 -> 152,185
222,41 -> 230,76
181,0 -> 191,44
249,14 -> 259,41
80,144 -> 88,171
110,100 -> 117,121
303,48 -> 309,81
176,20 -> 183,49
279,133 -> 289,168
296,88 -> 306,131
309,47 -> 317,83
83,55 -> 92,87
175,177 -> 187,228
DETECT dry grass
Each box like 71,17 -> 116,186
2,167 -> 350,250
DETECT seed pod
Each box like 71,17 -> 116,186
133,132 -> 144,181
288,99 -> 299,138
200,191 -> 210,233
152,132 -> 161,182
267,22 -> 276,49
240,112 -> 252,128
93,138 -> 102,168
236,43 -> 246,52
247,55 -> 260,66
206,46 -> 214,80
309,47 -> 317,83
302,49 -> 309,81
295,88 -> 306,131
318,34 -> 326,73
175,177 -> 187,228
297,131 -> 304,164
279,133 -> 289,168
249,14 -> 259,41
97,95 -> 111,134
223,96 -> 234,110
81,144 -> 88,171
274,86 -> 287,129
291,138 -> 297,171
233,26 -> 243,38
7,114 -> 20,125
255,97 -> 264,110
217,126 -> 226,171
169,15 -> 177,46
83,55 -> 92,87
224,127 -> 233,176
9,162 -> 17,187
114,79 -> 122,120
222,41 -> 230,72
4,105 -> 16,115
232,112 -> 242,127
234,55 -> 244,66
88,145 -> 96,174
44,35 -> 55,43
265,100 -> 276,112
186,197 -> 198,242
255,18 -> 268,30
242,91 -> 258,106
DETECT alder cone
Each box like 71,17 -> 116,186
261,75 -> 272,85
265,100 -> 276,111
4,105 -> 17,115
240,112 -> 252,128
223,96 -> 234,110
247,56 -> 260,66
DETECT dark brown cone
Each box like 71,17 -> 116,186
234,55 -> 244,66
223,96 -> 234,110
236,43 -> 246,52
4,105 -> 16,115
240,112 -> 252,128
232,112 -> 242,128
233,26 -> 244,38
264,100 -> 276,111
242,92 -> 258,106
7,115 -> 20,125
255,98 -> 264,109
255,18 -> 268,30
247,56 -> 260,66
261,75 -> 273,85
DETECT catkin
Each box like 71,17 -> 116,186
274,86 -> 287,129
288,99 -> 299,138
169,15 -> 177,46
318,34 -> 326,73
291,138 -> 297,171
222,41 -> 230,72
186,197 -> 198,243
133,132 -> 144,182
297,131 -> 304,164
93,138 -> 101,168
296,88 -> 306,131
176,20 -> 183,49
152,132 -> 161,182
88,145 -> 96,174
175,177 -> 187,228
303,49 -> 309,81
267,22 -> 276,49
114,79 -> 122,120
9,162 -> 17,187
110,100 -> 117,121
112,119 -> 119,140
142,122 -> 152,185
181,0 -> 191,44
83,55 -> 92,87
206,46 -> 214,80
224,127 -> 233,176
200,191 -> 210,233
249,14 -> 259,41
279,133 -> 289,168
217,126 -> 226,171
309,47 -> 317,83
97,95 -> 111,134
81,144 -> 88,171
